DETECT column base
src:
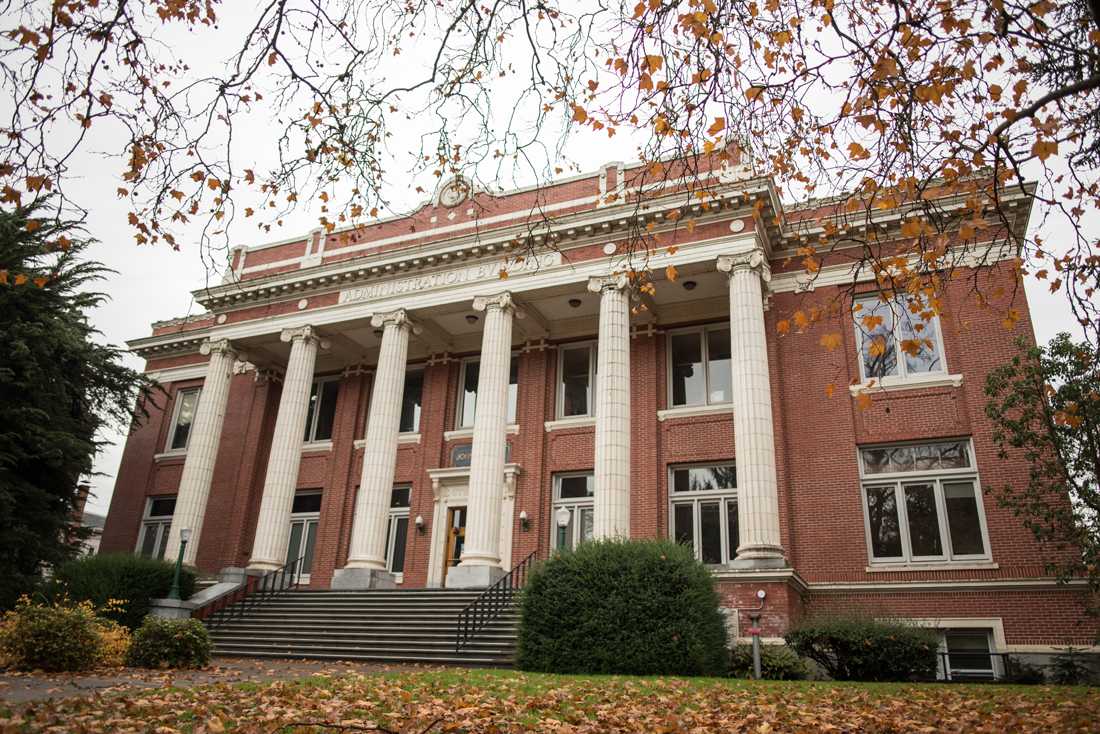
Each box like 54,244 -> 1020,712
729,554 -> 788,571
331,567 -> 396,590
445,564 -> 505,589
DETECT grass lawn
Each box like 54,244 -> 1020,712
1,667 -> 1096,732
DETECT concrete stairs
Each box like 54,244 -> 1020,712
203,589 -> 518,666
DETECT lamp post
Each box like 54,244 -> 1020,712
555,506 -> 572,551
168,527 -> 191,600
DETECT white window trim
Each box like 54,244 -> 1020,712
135,496 -> 175,559
853,295 -> 949,383
301,440 -> 334,453
858,439 -> 992,566
164,387 -> 201,453
455,354 -> 520,429
544,416 -> 596,431
668,462 -> 739,566
666,323 -> 733,409
385,484 -> 412,583
849,372 -> 963,396
551,472 -> 594,550
353,433 -> 420,449
657,403 -> 733,422
556,341 -> 597,419
303,375 -> 341,444
443,425 -> 519,442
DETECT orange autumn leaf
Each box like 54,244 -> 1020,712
665,263 -> 679,281
819,333 -> 843,352
707,117 -> 725,136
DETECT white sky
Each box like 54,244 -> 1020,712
59,7 -> 1080,516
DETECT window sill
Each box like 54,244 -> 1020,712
353,433 -> 420,449
301,441 -> 333,453
153,450 -> 187,462
657,403 -> 733,422
544,416 -> 596,431
849,373 -> 963,396
866,561 -> 998,573
443,424 -> 519,442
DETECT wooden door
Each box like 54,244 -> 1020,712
442,506 -> 467,585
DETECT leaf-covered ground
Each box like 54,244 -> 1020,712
1,667 -> 1097,733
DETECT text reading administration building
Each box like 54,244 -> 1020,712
102,156 -> 1095,668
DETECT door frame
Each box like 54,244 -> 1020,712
287,512 -> 320,584
441,505 -> 467,587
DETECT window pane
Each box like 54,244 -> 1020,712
865,486 -> 903,558
558,475 -> 594,499
557,508 -> 575,551
706,328 -> 732,404
390,517 -> 408,573
170,389 -> 199,450
673,503 -> 695,549
507,357 -> 519,423
303,381 -> 320,441
561,347 -> 591,417
946,631 -> 993,673
700,502 -> 722,564
390,486 -> 411,508
139,524 -> 158,558
898,300 -> 944,374
399,370 -> 423,432
937,441 -> 970,469
726,500 -> 739,560
460,361 -> 480,428
303,521 -> 318,575
291,492 -> 322,514
286,522 -> 304,566
860,447 -> 892,475
855,300 -> 898,379
156,523 -> 170,560
904,483 -> 944,556
673,465 -> 736,492
314,380 -> 339,441
149,497 -> 176,517
670,332 -> 706,406
944,481 -> 985,555
578,508 -> 594,544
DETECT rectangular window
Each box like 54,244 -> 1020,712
559,344 -> 596,418
858,440 -> 990,564
943,630 -> 996,680
384,485 -> 411,575
552,473 -> 594,551
303,378 -> 340,443
669,463 -> 739,565
853,295 -> 945,381
399,369 -> 423,433
457,356 -> 519,428
167,388 -> 200,451
668,325 -> 733,407
285,491 -> 321,576
137,496 -> 176,560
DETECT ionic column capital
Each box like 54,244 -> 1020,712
717,249 -> 771,283
472,291 -> 515,313
369,309 -> 420,333
279,324 -> 328,347
200,338 -> 239,358
587,273 -> 629,294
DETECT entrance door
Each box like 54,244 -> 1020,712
286,516 -> 319,583
442,506 -> 467,585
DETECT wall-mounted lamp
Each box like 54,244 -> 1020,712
414,515 -> 425,534
465,314 -> 479,324
519,510 -> 530,531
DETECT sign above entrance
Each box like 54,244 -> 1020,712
337,253 -> 562,306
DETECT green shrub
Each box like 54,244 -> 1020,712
728,643 -> 809,680
517,539 -> 727,676
785,616 -> 939,681
0,597 -> 109,671
1050,647 -> 1096,685
127,617 -> 212,669
1003,656 -> 1046,684
53,553 -> 196,630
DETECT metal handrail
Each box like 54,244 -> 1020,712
455,550 -> 538,653
192,555 -> 306,629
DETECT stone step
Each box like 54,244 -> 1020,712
209,626 -> 516,641
211,647 -> 510,666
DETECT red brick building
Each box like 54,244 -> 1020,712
101,157 -> 1095,674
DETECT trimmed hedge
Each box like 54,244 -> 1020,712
127,617 -> 212,669
53,553 -> 196,630
785,616 -> 939,681
517,539 -> 727,676
729,643 -> 809,680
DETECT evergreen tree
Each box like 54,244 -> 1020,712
0,203 -> 150,609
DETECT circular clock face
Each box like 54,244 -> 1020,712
439,177 -> 471,207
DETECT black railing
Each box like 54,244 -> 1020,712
455,550 -> 537,653
193,555 -> 306,629
934,650 -> 1100,684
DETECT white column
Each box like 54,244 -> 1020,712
164,339 -> 239,566
589,275 -> 632,539
333,310 -> 416,589
248,326 -> 324,571
718,249 -> 785,566
446,292 -> 514,588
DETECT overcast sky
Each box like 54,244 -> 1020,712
56,7 -> 1080,517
